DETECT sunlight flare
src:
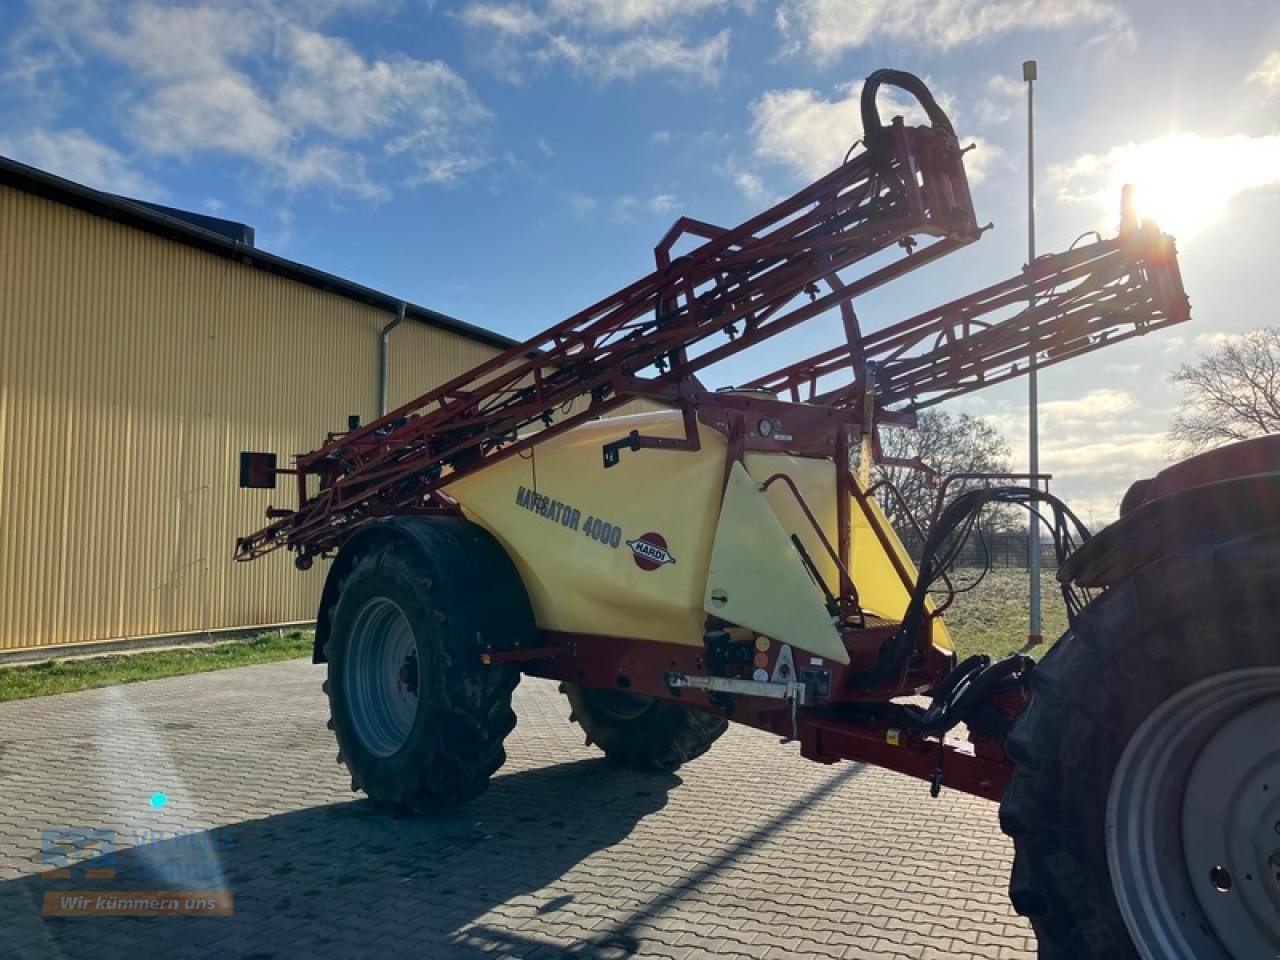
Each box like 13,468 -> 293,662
1050,132 -> 1280,239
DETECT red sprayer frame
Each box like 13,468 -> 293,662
236,70 -> 981,564
237,71 -> 1191,800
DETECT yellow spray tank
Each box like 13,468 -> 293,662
448,409 -> 951,663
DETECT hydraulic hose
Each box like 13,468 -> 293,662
860,69 -> 957,174
854,484 -> 1092,685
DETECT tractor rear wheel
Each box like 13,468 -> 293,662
561,683 -> 727,771
323,519 -> 534,813
1000,535 -> 1280,959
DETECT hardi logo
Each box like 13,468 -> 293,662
627,533 -> 676,571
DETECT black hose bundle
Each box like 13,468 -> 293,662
856,485 -> 1093,687
859,69 -> 957,178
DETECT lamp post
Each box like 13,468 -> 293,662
1024,58 -> 1042,646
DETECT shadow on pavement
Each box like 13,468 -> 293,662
4,758 -> 681,960
459,763 -> 864,958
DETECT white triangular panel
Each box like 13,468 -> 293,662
703,463 -> 849,664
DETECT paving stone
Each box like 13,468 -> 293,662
0,659 -> 1034,959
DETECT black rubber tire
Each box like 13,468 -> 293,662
561,682 -> 728,772
999,534 -> 1280,959
324,518 -> 534,813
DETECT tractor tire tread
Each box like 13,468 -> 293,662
1000,533 -> 1280,959
562,683 -> 727,772
324,521 -> 531,814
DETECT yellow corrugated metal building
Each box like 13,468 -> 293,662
0,157 -> 514,652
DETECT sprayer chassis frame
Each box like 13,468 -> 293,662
519,629 -> 1012,800
472,384 -> 1024,802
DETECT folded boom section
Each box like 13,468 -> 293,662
236,70 -> 979,563
747,226 -> 1190,415
236,69 -> 1189,569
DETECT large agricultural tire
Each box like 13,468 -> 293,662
323,518 -> 534,813
561,682 -> 728,772
1000,534 -> 1280,959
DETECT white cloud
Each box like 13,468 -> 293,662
1194,331 -> 1247,349
1248,51 -> 1280,92
543,0 -> 749,31
1050,132 -> 1280,239
649,193 -> 679,214
776,0 -> 1131,63
748,82 -> 917,182
279,28 -> 486,146
460,0 -> 739,84
566,190 -> 598,217
284,144 -> 388,200
471,0 -> 749,35
133,74 -> 288,160
535,29 -> 729,85
744,79 -> 995,188
986,389 -> 1137,438
733,170 -> 770,205
975,74 -> 1023,126
612,194 -> 639,220
1039,431 -> 1166,479
977,388 -> 1168,524
0,128 -> 163,197
460,3 -> 545,34
9,0 -> 490,198
1038,388 -> 1135,423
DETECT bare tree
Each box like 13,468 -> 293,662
1169,328 -> 1280,455
871,410 -> 1013,543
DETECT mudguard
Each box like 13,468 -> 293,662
1060,436 -> 1280,588
310,514 -> 526,664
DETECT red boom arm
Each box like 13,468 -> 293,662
237,70 -> 980,563
747,225 -> 1190,416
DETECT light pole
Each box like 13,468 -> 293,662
1024,59 -> 1042,646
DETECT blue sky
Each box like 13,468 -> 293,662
3,0 -> 1280,522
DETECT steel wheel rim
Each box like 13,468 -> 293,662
343,597 -> 420,758
1107,667 -> 1280,960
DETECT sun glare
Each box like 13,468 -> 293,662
1055,132 -> 1280,241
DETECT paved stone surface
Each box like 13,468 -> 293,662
0,660 -> 1034,959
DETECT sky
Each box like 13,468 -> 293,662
3,0 -> 1280,525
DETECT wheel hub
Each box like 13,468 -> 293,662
1107,667 -> 1280,960
397,651 -> 419,695
343,597 -> 420,758
1181,698 -> 1280,957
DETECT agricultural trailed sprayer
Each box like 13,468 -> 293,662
238,71 -> 1280,959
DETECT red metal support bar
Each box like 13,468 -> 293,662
480,644 -> 576,666
798,713 -> 1011,799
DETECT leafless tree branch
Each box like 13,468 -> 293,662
871,410 -> 1015,546
1168,328 -> 1280,456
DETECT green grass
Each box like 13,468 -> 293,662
0,630 -> 313,703
939,566 -> 1069,662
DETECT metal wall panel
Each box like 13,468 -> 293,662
0,186 -> 501,650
